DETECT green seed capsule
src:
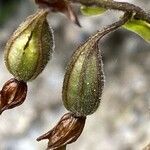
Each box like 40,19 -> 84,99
4,9 -> 54,81
62,32 -> 105,116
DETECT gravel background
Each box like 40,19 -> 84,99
0,0 -> 150,150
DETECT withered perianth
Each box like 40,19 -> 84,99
0,78 -> 27,114
37,112 -> 86,149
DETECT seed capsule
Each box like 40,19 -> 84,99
4,9 -> 54,81
62,31 -> 105,116
0,78 -> 27,114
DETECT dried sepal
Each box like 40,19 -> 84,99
143,143 -> 150,150
54,145 -> 66,150
0,91 -> 2,109
0,78 -> 27,114
4,9 -> 54,81
37,112 -> 86,149
62,31 -> 105,116
35,0 -> 81,26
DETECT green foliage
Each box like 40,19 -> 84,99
80,6 -> 106,16
80,5 -> 150,43
123,19 -> 150,43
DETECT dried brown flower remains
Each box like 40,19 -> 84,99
37,112 -> 86,149
0,78 -> 27,114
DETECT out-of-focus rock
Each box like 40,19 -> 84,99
0,0 -> 150,150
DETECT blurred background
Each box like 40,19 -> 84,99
0,0 -> 150,150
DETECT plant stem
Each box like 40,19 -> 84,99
89,12 -> 132,42
68,0 -> 150,23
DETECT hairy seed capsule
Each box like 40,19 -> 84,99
4,9 -> 54,81
62,32 -> 105,116
0,78 -> 27,114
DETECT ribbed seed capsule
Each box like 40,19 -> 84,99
4,9 -> 54,81
62,32 -> 105,116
